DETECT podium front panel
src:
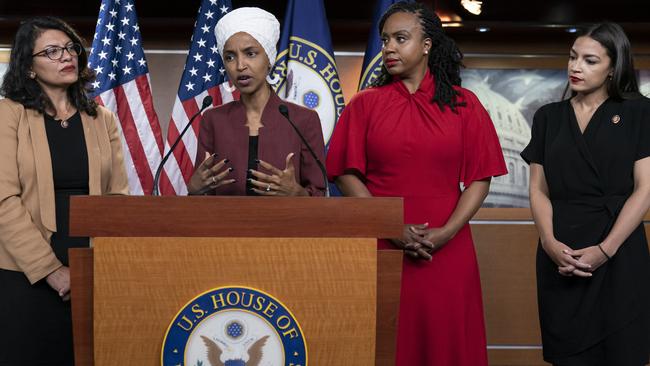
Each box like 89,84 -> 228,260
92,237 -> 377,365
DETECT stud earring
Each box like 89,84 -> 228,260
424,50 -> 429,55
28,71 -> 36,79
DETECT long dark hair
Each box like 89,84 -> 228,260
372,1 -> 465,112
0,16 -> 97,116
563,22 -> 640,101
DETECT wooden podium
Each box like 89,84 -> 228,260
68,196 -> 404,366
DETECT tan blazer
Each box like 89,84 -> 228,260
0,98 -> 129,284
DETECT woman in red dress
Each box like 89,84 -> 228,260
326,2 -> 507,365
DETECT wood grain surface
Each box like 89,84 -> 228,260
92,237 -> 377,366
69,196 -> 403,238
376,250 -> 403,366
69,248 -> 94,366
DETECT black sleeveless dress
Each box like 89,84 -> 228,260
0,112 -> 89,366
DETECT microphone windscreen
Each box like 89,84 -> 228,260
278,104 -> 289,117
201,95 -> 213,109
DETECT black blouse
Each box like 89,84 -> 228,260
246,135 -> 259,195
44,111 -> 90,265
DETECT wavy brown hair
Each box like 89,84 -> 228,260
0,16 -> 97,116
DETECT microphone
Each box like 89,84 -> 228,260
152,95 -> 213,196
278,104 -> 330,197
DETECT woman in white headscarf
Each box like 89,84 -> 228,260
188,7 -> 326,197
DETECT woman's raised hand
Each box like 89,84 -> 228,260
187,152 -> 236,194
248,153 -> 308,196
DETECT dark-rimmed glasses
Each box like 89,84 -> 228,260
32,43 -> 82,61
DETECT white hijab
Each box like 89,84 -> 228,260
214,7 -> 280,66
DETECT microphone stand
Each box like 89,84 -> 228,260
278,104 -> 330,197
152,96 -> 213,196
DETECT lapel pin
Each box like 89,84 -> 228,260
612,115 -> 621,124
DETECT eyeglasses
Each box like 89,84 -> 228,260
32,43 -> 82,61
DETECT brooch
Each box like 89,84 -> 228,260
611,115 -> 621,124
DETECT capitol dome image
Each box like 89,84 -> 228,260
462,69 -> 566,207
463,71 -> 532,207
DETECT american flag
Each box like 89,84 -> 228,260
88,0 -> 166,195
158,0 -> 236,195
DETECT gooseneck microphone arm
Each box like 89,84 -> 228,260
152,95 -> 213,196
278,104 -> 330,197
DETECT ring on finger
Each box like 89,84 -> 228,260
265,184 -> 272,192
212,176 -> 217,184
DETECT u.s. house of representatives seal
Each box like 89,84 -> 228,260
271,36 -> 345,144
161,286 -> 307,366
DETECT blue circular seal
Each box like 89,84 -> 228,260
161,286 -> 307,366
270,36 -> 345,144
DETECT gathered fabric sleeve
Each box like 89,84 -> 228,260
103,109 -> 129,195
299,110 -> 327,196
459,89 -> 508,186
0,101 -> 61,283
325,93 -> 370,182
520,106 -> 547,165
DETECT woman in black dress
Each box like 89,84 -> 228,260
522,22 -> 650,365
0,17 -> 128,365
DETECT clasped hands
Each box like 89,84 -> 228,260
390,223 -> 452,261
544,239 -> 609,277
188,152 -> 306,196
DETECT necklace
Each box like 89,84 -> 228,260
53,110 -> 75,129
58,118 -> 70,128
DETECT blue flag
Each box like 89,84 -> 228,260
358,0 -> 415,90
270,0 -> 345,145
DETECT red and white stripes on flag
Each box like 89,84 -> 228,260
89,0 -> 166,195
159,83 -> 237,195
95,76 -> 166,195
158,0 -> 235,195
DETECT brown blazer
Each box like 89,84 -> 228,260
196,92 -> 326,196
0,98 -> 129,284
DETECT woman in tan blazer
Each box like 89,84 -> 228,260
0,17 -> 128,366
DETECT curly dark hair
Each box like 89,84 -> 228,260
372,1 -> 465,112
0,16 -> 97,116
